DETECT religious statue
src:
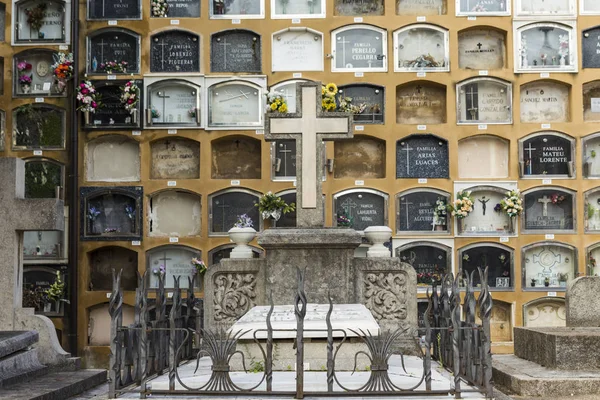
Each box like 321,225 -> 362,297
479,196 -> 490,216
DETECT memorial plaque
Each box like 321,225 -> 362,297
275,192 -> 297,228
24,268 -> 59,292
90,247 -> 138,291
274,0 -> 324,16
87,81 -> 142,128
270,81 -> 305,113
23,231 -> 63,259
458,0 -> 508,14
395,26 -> 448,72
396,0 -> 446,15
522,134 -> 572,176
518,0 -> 572,15
88,29 -> 140,74
334,138 -> 385,179
88,0 -> 141,19
211,191 -> 260,234
165,0 -> 201,17
211,30 -> 261,73
398,192 -> 447,232
13,50 -> 65,97
582,0 -> 600,13
211,136 -> 261,179
583,81 -> 600,122
210,245 -> 260,265
520,81 -> 569,123
396,135 -> 449,179
524,190 -> 574,231
458,29 -> 506,70
524,298 -> 566,327
398,245 -> 448,285
338,84 -> 384,124
582,27 -> 600,68
86,135 -> 140,182
15,0 -> 65,42
208,81 -> 262,128
462,189 -> 510,235
396,82 -> 446,124
147,247 -> 200,289
457,79 -> 511,124
333,27 -> 386,71
147,80 -> 200,126
523,244 -> 575,288
151,30 -> 200,73
334,0 -> 384,16
273,139 -> 297,179
149,191 -> 201,237
461,245 -> 512,288
151,138 -> 200,179
458,136 -> 509,179
518,25 -> 572,70
211,0 -> 262,17
24,160 -> 62,198
84,190 -> 141,238
272,29 -> 323,72
335,190 -> 387,231
12,105 -> 65,149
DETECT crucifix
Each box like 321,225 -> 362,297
524,142 -> 536,175
156,91 -> 170,120
538,195 -> 552,217
401,198 -> 413,230
340,198 -> 358,220
476,42 -> 483,51
156,38 -> 169,70
278,142 -> 293,176
479,196 -> 490,216
338,36 -> 350,67
96,38 -> 109,66
215,200 -> 231,230
401,143 -> 413,175
466,85 -> 478,120
265,82 -> 353,227
218,37 -> 231,69
158,252 -> 173,271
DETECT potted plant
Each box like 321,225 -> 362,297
191,257 -> 206,290
544,276 -> 550,287
448,190 -> 474,233
257,192 -> 295,221
151,107 -> 161,123
228,214 -> 256,259
433,198 -> 447,231
500,189 -> 523,234
558,273 -> 568,287
530,278 -> 536,287
25,3 -> 46,38
45,271 -> 69,313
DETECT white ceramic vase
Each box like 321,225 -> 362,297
228,227 -> 257,258
364,226 -> 392,258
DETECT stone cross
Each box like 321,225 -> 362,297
538,195 -> 552,217
0,158 -> 68,364
265,82 -> 353,227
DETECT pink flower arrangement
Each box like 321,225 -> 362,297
19,75 -> 32,84
119,80 -> 139,113
17,61 -> 32,72
98,61 -> 128,74
76,80 -> 101,113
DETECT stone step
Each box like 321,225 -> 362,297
0,349 -> 48,388
0,331 -> 39,358
0,369 -> 107,400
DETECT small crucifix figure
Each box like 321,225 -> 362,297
538,195 -> 552,217
479,196 -> 490,216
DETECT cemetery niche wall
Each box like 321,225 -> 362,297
148,190 -> 201,237
459,243 -> 514,290
87,0 -> 141,20
334,0 -> 384,16
523,297 -> 566,328
88,303 -> 134,346
271,0 -> 325,18
458,135 -> 509,179
88,246 -> 138,291
396,134 -> 449,179
456,0 -> 510,16
456,77 -> 512,125
80,186 -> 143,241
583,132 -> 600,178
13,0 -> 70,44
520,80 -> 570,123
522,187 -> 575,233
337,84 -> 384,124
209,0 -> 264,19
396,0 -> 446,15
211,29 -> 261,73
331,24 -> 387,73
333,188 -> 388,232
150,30 -> 200,73
87,28 -> 140,74
85,80 -> 142,129
393,24 -> 449,73
86,135 -> 140,182
334,136 -> 385,179
584,188 -> 600,232
209,188 -> 261,235
271,139 -> 297,181
207,78 -> 264,129
144,78 -> 202,128
13,49 -> 67,97
146,245 -> 200,289
519,131 -> 574,178
522,242 -> 577,290
12,104 -> 66,150
396,81 -> 446,124
271,28 -> 323,72
458,185 -> 516,236
150,137 -> 200,180
24,158 -> 63,198
457,27 -> 507,70
211,135 -> 261,179
396,188 -> 450,234
397,242 -> 451,287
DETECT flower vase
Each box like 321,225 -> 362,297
55,78 -> 67,94
132,110 -> 138,124
43,303 -> 52,313
364,226 -> 392,258
560,55 -> 566,66
84,111 -> 90,125
457,218 -> 465,234
435,224 -> 446,231
508,216 -> 516,234
88,219 -> 98,235
22,84 -> 31,94
228,227 -> 256,259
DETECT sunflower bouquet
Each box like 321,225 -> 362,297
322,82 -> 338,112
267,94 -> 288,113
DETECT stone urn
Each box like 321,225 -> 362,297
228,227 -> 256,259
364,226 -> 392,258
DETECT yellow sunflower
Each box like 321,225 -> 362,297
279,103 -> 288,113
325,83 -> 338,96
270,103 -> 278,111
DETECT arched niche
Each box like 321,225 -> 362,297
23,266 -> 65,314
86,135 -> 140,182
150,137 -> 200,180
456,77 -> 512,125
457,27 -> 506,70
210,29 -> 261,73
338,84 -> 384,124
457,0 -> 509,16
81,186 -> 143,240
148,190 -> 201,237
86,28 -> 141,74
334,136 -> 385,179
209,0 -> 264,19
333,188 -> 389,232
334,0 -> 383,16
396,81 -> 446,124
515,0 -> 575,17
396,0 -> 446,15
522,242 -> 577,290
85,80 -> 143,129
13,49 -> 65,97
582,81 -> 600,122
460,185 -> 515,236
146,245 -> 201,289
207,79 -> 264,129
88,303 -> 134,346
477,300 -> 513,343
269,79 -> 311,114
271,28 -> 323,72
211,136 -> 261,179
522,186 -> 575,233
519,131 -> 575,178
145,79 -> 202,128
209,188 -> 261,235
395,188 -> 450,234
514,21 -> 577,74
12,104 -> 65,150
393,24 -> 449,73
14,0 -> 69,44
586,243 -> 600,276
459,243 -> 514,290
520,80 -> 570,123
23,230 -> 64,259
396,241 -> 451,285
273,190 -> 296,228
396,134 -> 449,179
23,158 -> 63,198
584,188 -> 600,233
89,246 -> 138,291
331,24 -> 387,73
270,139 -> 297,181
209,244 -> 263,266
150,29 -> 200,73
458,135 -> 509,179
523,297 -> 566,328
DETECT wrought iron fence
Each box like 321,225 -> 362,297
108,267 -> 493,399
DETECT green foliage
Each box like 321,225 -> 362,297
45,271 -> 65,302
249,359 -> 264,373
25,161 -> 61,198
286,364 -> 292,371
14,105 -> 64,148
256,192 -> 296,215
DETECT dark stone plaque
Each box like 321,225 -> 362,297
522,134 -> 571,176
398,245 -> 448,284
461,246 -> 512,288
338,84 -> 384,123
211,30 -> 261,73
275,193 -> 297,228
86,81 -> 142,129
524,190 -> 574,231
88,0 -> 141,19
88,29 -> 140,73
335,191 -> 387,231
90,247 -> 138,291
24,268 -> 57,292
583,27 -> 600,68
165,0 -> 200,17
25,161 -> 62,199
211,191 -> 260,233
274,139 -> 297,179
398,192 -> 445,232
396,135 -> 449,179
334,28 -> 385,70
150,30 -> 200,73
13,105 -> 65,149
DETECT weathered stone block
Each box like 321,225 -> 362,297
566,276 -> 600,327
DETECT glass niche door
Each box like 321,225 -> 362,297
146,80 -> 201,128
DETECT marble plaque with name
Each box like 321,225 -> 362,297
334,0 -> 384,16
151,30 -> 200,73
88,29 -> 140,73
458,29 -> 505,70
88,0 -> 141,19
458,0 -> 507,13
148,81 -> 199,126
24,268 -> 59,292
148,247 -> 199,289
165,0 -> 201,17
398,245 -> 448,283
211,30 -> 261,73
87,81 -> 142,128
582,27 -> 600,68
398,192 -> 445,232
396,83 -> 446,124
16,0 -> 65,42
211,191 -> 260,233
211,0 -> 261,17
461,245 -> 512,288
524,190 -> 574,231
338,84 -> 384,123
396,0 -> 446,15
520,81 -> 569,123
396,135 -> 449,179
518,0 -> 571,14
272,30 -> 323,72
334,27 -> 385,70
522,134 -> 571,176
151,138 -> 200,179
335,191 -> 387,231
524,245 -> 575,288
395,26 -> 447,71
457,79 -> 511,124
